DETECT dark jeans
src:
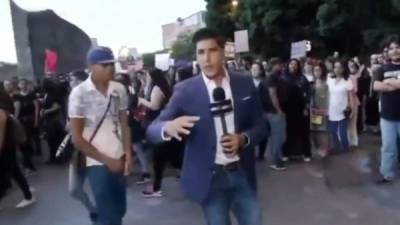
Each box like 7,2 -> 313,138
152,140 -> 184,191
0,149 -> 32,202
32,127 -> 42,155
87,166 -> 126,225
44,119 -> 65,162
20,118 -> 36,170
201,168 -> 262,225
328,119 -> 349,152
257,139 -> 268,159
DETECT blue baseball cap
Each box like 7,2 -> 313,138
86,46 -> 117,65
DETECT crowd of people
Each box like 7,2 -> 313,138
0,29 -> 399,225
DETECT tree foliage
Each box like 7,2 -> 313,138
171,31 -> 195,60
205,0 -> 400,59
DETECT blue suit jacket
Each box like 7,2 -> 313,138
147,72 -> 268,204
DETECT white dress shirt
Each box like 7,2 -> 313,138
202,72 -> 240,165
68,77 -> 128,167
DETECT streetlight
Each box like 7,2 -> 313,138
232,0 -> 238,8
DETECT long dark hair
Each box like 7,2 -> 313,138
313,62 -> 328,81
333,59 -> 350,80
348,59 -> 360,74
149,68 -> 171,100
287,58 -> 303,77
252,62 -> 266,78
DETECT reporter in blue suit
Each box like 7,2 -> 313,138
147,28 -> 267,225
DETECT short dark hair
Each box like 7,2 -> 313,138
192,28 -> 225,49
71,70 -> 88,82
269,57 -> 281,68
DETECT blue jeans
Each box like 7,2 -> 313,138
87,166 -> 126,225
328,119 -> 349,151
380,119 -> 400,179
69,167 -> 97,215
201,168 -> 262,225
266,113 -> 286,165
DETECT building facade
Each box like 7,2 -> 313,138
162,11 -> 206,49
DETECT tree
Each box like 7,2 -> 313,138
204,0 -> 400,59
204,0 -> 237,40
171,31 -> 194,60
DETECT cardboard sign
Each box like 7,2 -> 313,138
291,40 -> 311,59
155,53 -> 171,71
234,30 -> 249,53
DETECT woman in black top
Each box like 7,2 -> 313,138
116,73 -> 150,185
0,86 -> 36,208
140,68 -> 185,198
283,59 -> 312,162
16,79 -> 39,173
139,69 -> 171,122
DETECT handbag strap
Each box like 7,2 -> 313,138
89,96 -> 112,143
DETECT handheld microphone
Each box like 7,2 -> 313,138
211,87 -> 234,155
212,87 -> 228,135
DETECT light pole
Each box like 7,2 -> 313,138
232,0 -> 238,8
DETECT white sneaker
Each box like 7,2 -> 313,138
269,165 -> 287,171
142,190 -> 163,198
303,157 -> 311,163
15,197 -> 36,208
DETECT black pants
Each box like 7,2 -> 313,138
152,140 -> 184,191
32,127 -> 42,155
258,139 -> 268,159
0,149 -> 32,202
284,113 -> 311,158
44,119 -> 65,162
20,118 -> 36,171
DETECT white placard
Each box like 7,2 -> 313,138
155,53 -> 171,71
291,40 -> 311,59
234,30 -> 249,53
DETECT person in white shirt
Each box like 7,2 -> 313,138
304,58 -> 315,84
69,47 -> 132,225
327,60 -> 354,152
67,70 -> 99,224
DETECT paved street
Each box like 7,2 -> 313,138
1,134 -> 400,225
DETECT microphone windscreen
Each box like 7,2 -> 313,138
213,87 -> 226,102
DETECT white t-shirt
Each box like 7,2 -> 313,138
68,78 -> 128,167
327,77 -> 353,121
